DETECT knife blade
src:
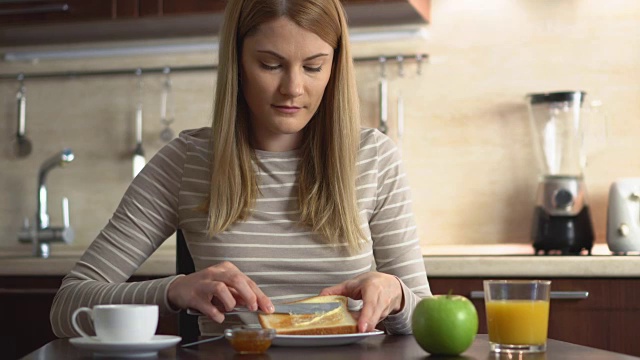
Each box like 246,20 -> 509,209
187,302 -> 341,316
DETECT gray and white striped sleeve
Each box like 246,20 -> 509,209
369,131 -> 431,335
50,135 -> 188,338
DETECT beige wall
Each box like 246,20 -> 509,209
1,0 -> 639,254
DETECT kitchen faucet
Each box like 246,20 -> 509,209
18,148 -> 75,258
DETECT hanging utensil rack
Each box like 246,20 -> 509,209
0,53 -> 427,81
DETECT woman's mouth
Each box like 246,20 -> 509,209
272,105 -> 302,114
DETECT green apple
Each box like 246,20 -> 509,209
412,293 -> 478,356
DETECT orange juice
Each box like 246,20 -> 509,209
486,300 -> 549,345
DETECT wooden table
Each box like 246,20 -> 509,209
20,334 -> 640,360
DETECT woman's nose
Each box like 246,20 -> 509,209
280,70 -> 303,97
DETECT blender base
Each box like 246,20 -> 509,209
532,206 -> 595,255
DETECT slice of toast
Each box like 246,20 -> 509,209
258,295 -> 357,335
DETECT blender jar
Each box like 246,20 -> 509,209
526,91 -> 595,255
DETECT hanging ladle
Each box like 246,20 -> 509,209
132,69 -> 146,178
14,75 -> 32,157
159,67 -> 175,142
378,57 -> 388,135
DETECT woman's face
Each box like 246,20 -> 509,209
241,16 -> 334,152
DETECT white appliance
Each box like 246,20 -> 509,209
607,178 -> 640,254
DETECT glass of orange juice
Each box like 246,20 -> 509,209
483,280 -> 551,353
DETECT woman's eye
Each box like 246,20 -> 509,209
305,66 -> 322,73
261,63 -> 280,71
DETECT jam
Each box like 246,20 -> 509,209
224,326 -> 276,354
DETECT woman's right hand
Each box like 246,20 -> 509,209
167,261 -> 274,323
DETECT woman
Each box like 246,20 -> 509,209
51,0 -> 431,337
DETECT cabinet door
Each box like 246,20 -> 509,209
0,276 -> 61,359
160,0 -> 413,15
162,0 -> 226,15
0,0 -> 115,26
0,275 -> 178,359
428,278 -> 640,357
342,0 -> 406,3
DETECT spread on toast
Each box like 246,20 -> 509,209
258,295 -> 358,335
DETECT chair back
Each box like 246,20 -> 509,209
176,229 -> 199,342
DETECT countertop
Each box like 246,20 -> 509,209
421,243 -> 640,278
1,243 -> 638,277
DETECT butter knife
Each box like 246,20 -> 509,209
187,302 -> 341,316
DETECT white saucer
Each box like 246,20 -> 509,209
69,335 -> 181,357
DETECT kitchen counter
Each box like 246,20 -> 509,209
1,243 -> 638,277
422,243 -> 640,278
424,254 -> 640,277
0,248 -> 176,276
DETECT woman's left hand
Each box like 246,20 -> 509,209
319,272 -> 404,333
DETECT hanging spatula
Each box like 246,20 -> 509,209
14,77 -> 32,158
159,67 -> 175,142
378,57 -> 388,134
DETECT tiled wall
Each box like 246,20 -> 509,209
1,0 -> 639,253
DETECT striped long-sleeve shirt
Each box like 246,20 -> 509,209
50,127 -> 431,337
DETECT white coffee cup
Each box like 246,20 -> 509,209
71,304 -> 158,343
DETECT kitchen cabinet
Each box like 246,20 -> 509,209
0,275 -> 178,360
0,0 -> 424,22
0,0 -> 231,25
160,0 -> 227,16
157,0 -> 429,18
0,0 -> 430,47
0,0 -> 126,26
429,277 -> 640,357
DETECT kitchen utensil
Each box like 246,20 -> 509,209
607,178 -> 640,254
527,91 -> 594,255
159,67 -> 175,142
378,57 -> 388,134
181,335 -> 224,348
133,69 -> 146,178
186,302 -> 341,316
396,55 -> 404,150
14,77 -> 32,157
396,55 -> 404,77
397,90 -> 404,151
416,53 -> 424,75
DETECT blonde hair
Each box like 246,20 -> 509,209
204,0 -> 365,253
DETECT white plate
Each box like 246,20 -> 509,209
272,330 -> 384,347
69,335 -> 181,357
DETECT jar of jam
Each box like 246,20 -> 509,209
224,325 -> 276,354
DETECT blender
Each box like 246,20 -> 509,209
526,91 -> 594,255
